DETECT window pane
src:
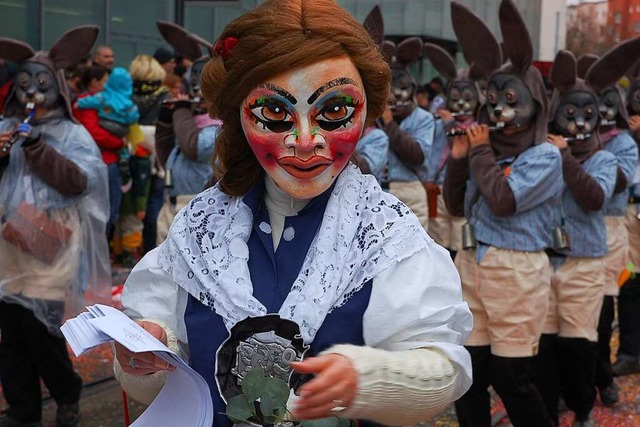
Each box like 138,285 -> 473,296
43,0 -> 106,48
0,0 -> 39,47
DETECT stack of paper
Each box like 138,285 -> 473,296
61,304 -> 214,427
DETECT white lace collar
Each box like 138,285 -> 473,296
157,165 -> 430,343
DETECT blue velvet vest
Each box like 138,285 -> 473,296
184,179 -> 373,427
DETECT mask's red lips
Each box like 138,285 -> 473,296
278,156 -> 333,179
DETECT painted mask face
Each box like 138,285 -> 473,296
15,63 -> 59,110
447,81 -> 478,118
598,87 -> 621,126
389,68 -> 416,119
240,56 -> 367,199
553,91 -> 598,140
486,73 -> 535,131
628,84 -> 640,116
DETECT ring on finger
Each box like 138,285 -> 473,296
129,356 -> 138,369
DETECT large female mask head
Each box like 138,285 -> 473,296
201,0 -> 390,199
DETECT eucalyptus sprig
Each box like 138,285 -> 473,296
225,368 -> 350,427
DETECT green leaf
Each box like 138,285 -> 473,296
226,394 -> 256,424
300,417 -> 348,427
241,368 -> 268,401
261,376 -> 290,407
260,393 -> 287,420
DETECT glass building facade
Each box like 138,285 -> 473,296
0,0 -> 561,83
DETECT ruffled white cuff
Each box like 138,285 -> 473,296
323,344 -> 457,426
113,318 -> 180,405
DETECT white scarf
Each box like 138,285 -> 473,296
157,165 -> 430,343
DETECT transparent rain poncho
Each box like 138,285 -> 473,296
0,112 -> 112,335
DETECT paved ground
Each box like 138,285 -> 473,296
2,265 -> 640,426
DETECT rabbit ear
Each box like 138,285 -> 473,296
189,33 -> 213,53
626,57 -> 640,81
424,43 -> 457,81
381,40 -> 396,64
48,25 -> 99,70
395,37 -> 423,67
576,54 -> 599,80
451,1 -> 502,78
363,5 -> 384,46
586,36 -> 640,91
550,50 -> 576,93
468,63 -> 486,81
157,20 -> 202,61
0,38 -> 36,63
499,0 -> 533,74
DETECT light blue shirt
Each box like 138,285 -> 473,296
464,142 -> 563,258
427,118 -> 450,184
167,125 -> 218,197
386,107 -> 434,182
603,131 -> 638,216
356,128 -> 388,183
561,150 -> 617,258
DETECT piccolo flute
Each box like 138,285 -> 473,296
434,111 -> 473,120
2,102 -> 35,154
446,123 -> 520,138
161,96 -> 202,105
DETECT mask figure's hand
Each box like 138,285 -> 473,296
629,115 -> 640,132
547,133 -> 568,150
290,354 -> 357,420
450,133 -> 470,159
114,320 -> 176,376
467,124 -> 490,148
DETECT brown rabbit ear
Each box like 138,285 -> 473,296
381,40 -> 395,64
468,63 -> 485,81
500,42 -> 509,64
499,0 -> 533,74
395,37 -> 423,67
189,33 -> 213,53
576,54 -> 599,80
157,20 -> 202,62
424,43 -> 456,81
451,1 -> 502,77
48,25 -> 99,70
627,58 -> 640,81
0,39 -> 35,63
550,50 -> 576,93
586,36 -> 640,91
363,5 -> 384,46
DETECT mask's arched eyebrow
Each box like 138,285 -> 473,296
256,83 -> 297,105
307,78 -> 358,105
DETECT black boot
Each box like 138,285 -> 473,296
531,334 -> 560,426
490,354 -> 553,427
556,337 -> 597,422
454,345 -> 492,427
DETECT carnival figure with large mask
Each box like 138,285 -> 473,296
377,35 -> 434,231
0,27 -> 110,427
607,58 -> 640,379
443,2 -> 564,426
423,43 -> 484,260
536,39 -> 640,426
111,2 -> 473,426
153,21 -> 221,246
576,53 -> 639,406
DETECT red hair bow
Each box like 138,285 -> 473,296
214,36 -> 239,61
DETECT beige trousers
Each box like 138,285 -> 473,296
156,195 -> 195,245
427,189 -> 465,251
603,215 -> 629,296
389,181 -> 428,232
458,247 -> 551,357
544,257 -> 606,342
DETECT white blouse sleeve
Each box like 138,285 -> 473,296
364,242 -> 473,400
121,247 -> 190,346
